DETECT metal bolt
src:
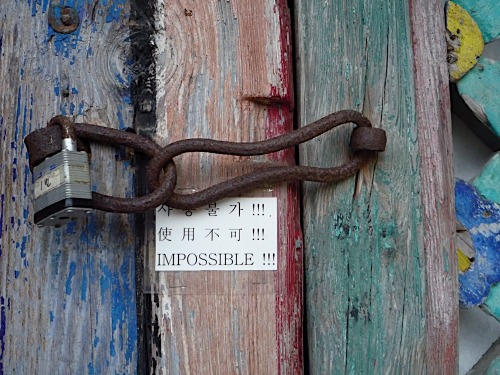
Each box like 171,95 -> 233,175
48,5 -> 80,34
61,11 -> 72,26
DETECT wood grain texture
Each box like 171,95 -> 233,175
458,57 -> 500,138
144,1 -> 301,373
295,0 -> 456,373
0,1 -> 139,372
410,0 -> 458,372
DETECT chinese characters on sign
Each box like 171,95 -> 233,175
155,198 -> 278,271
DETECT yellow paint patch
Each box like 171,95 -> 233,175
457,248 -> 472,272
447,2 -> 484,82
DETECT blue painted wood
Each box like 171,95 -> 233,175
456,179 -> 500,307
0,0 -> 138,372
471,153 -> 500,320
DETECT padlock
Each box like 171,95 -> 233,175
27,119 -> 93,227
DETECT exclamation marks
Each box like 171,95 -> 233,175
252,228 -> 265,240
252,204 -> 265,216
262,253 -> 276,266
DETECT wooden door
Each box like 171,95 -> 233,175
141,1 -> 301,374
0,0 -> 458,374
295,0 -> 457,373
0,0 -> 140,373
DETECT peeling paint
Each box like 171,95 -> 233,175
81,261 -> 88,301
0,194 -> 4,243
0,296 -> 6,374
456,179 -> 500,306
99,259 -> 137,364
65,262 -> 77,295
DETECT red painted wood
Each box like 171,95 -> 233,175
410,0 -> 458,372
144,1 -> 303,373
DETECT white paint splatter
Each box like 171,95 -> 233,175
470,222 -> 500,238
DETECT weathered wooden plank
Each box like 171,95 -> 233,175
295,0 -> 456,373
473,153 -> 500,203
458,57 -> 500,138
0,0 -> 138,372
410,0 -> 458,372
451,83 -> 500,152
144,1 -> 301,373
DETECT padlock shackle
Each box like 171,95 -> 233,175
48,115 -> 77,150
62,138 -> 77,152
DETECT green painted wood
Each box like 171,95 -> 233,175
294,0 -> 457,373
458,58 -> 500,138
453,0 -> 500,43
485,288 -> 500,321
0,1 -> 139,372
472,153 -> 500,202
486,357 -> 500,375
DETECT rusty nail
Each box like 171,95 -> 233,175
48,5 -> 80,34
61,11 -> 72,26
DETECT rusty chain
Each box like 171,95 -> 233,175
24,111 -> 386,213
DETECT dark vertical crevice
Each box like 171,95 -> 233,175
287,0 -> 309,373
130,0 -> 157,374
130,0 -> 158,137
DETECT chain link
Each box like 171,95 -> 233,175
24,111 -> 386,213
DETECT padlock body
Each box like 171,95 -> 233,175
33,149 -> 92,226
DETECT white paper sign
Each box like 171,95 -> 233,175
155,197 -> 278,271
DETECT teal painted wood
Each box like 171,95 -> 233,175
458,57 -> 500,138
453,0 -> 500,43
0,1 -> 138,373
295,0 -> 457,373
485,288 -> 500,320
473,152 -> 500,202
486,357 -> 500,375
